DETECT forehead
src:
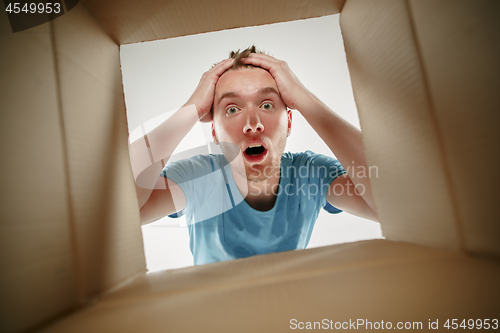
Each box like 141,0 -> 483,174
214,67 -> 278,101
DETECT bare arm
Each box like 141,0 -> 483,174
242,54 -> 378,221
297,95 -> 377,215
130,104 -> 199,210
130,59 -> 234,224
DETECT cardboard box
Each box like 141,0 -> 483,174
1,0 -> 499,332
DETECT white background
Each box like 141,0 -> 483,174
120,14 -> 383,272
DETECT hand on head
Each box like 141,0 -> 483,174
184,58 -> 234,122
186,47 -> 311,123
241,53 -> 312,112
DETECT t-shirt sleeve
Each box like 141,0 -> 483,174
293,150 -> 346,214
161,155 -> 213,218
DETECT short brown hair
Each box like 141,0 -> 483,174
211,45 -> 267,69
229,45 -> 264,69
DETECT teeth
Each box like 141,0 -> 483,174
248,145 -> 263,148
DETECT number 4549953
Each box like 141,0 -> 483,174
5,3 -> 61,14
444,319 -> 498,329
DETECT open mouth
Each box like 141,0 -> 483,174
243,144 -> 268,163
245,145 -> 266,156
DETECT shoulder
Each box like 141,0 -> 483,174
282,151 -> 345,180
162,154 -> 218,179
284,150 -> 341,166
169,154 -> 213,166
282,150 -> 315,163
166,153 -> 227,168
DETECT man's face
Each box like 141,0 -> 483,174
212,67 -> 291,182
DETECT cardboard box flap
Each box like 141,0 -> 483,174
1,4 -> 147,332
40,240 -> 500,332
81,0 -> 346,45
341,0 -> 500,257
408,0 -> 500,256
51,4 -> 146,298
340,0 -> 461,250
0,14 -> 77,333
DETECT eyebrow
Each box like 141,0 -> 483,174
217,87 -> 280,104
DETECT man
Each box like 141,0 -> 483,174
131,46 -> 378,265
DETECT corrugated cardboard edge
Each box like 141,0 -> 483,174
81,0 -> 346,45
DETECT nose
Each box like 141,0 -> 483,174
243,110 -> 264,134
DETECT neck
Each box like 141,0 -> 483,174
230,164 -> 281,212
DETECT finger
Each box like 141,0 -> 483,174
210,58 -> 234,76
241,53 -> 279,70
212,58 -> 233,69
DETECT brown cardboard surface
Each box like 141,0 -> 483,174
340,0 -> 461,250
41,240 -> 500,332
409,0 -> 500,256
0,13 -> 77,333
2,0 -> 500,332
51,4 -> 146,299
81,0 -> 346,45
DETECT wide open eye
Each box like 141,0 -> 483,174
261,102 -> 273,110
226,106 -> 239,115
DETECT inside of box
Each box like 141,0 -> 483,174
1,0 -> 499,331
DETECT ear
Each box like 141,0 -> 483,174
286,109 -> 292,137
211,122 -> 219,144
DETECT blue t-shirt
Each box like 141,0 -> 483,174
162,151 -> 345,265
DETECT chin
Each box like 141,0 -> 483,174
245,170 -> 268,182
245,159 -> 279,182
